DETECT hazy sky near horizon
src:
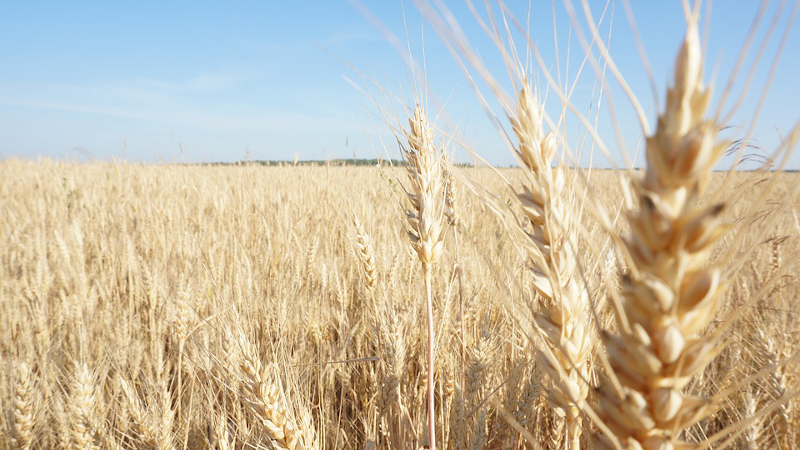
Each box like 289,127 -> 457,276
1,1 -> 798,169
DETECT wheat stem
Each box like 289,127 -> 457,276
424,264 -> 436,450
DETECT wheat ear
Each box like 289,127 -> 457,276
118,376 -> 165,449
510,82 -> 592,450
353,216 -> 378,293
71,364 -> 99,450
403,105 -> 445,450
209,414 -> 235,450
239,339 -> 318,450
377,313 -> 406,446
11,362 -> 35,450
743,388 -> 764,450
596,15 -> 730,449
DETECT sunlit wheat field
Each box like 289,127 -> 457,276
1,160 -> 797,449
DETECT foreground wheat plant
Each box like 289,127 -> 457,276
402,105 -> 446,450
595,12 -> 731,449
510,81 -> 592,450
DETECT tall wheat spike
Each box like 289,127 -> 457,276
403,104 -> 446,450
595,11 -> 731,449
404,105 -> 446,269
510,81 -> 592,450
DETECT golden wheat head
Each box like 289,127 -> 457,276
596,15 -> 731,450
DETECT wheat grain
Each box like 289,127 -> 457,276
469,409 -> 488,450
743,389 -> 764,450
404,105 -> 446,269
752,327 -> 793,448
377,314 -> 405,444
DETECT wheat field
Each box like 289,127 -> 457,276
0,159 -> 797,449
3,0 -> 800,448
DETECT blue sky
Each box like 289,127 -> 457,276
0,1 -> 797,169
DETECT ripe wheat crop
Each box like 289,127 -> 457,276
1,161 -> 797,449
1,1 -> 799,449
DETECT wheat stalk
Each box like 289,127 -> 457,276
595,14 -> 731,449
509,81 -> 592,450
